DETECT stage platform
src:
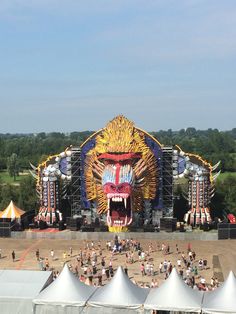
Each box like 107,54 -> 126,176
11,230 -> 218,241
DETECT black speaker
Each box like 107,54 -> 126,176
0,228 -> 11,237
230,229 -> 236,239
81,225 -> 94,232
0,222 -> 11,228
160,218 -> 177,232
230,224 -> 236,229
39,220 -> 47,230
0,218 -> 11,223
202,223 -> 210,232
218,223 -> 230,229
58,221 -> 65,231
143,226 -> 155,232
218,229 -> 229,239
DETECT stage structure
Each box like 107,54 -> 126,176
30,116 -> 220,232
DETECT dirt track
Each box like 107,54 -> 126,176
0,237 -> 235,286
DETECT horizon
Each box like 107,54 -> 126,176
0,124 -> 234,135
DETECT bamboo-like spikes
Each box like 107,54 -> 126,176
133,159 -> 147,179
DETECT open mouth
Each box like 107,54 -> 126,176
106,193 -> 132,227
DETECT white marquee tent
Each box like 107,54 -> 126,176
33,264 -> 96,314
144,268 -> 203,313
202,271 -> 236,314
87,266 -> 149,314
0,269 -> 52,314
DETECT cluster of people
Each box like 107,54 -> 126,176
29,237 -> 217,290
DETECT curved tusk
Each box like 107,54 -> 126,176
212,161 -> 221,171
29,170 -> 38,179
29,162 -> 37,171
213,170 -> 221,181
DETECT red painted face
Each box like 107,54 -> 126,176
98,153 -> 141,228
103,182 -> 132,195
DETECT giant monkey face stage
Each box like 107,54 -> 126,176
32,115 -> 220,232
84,116 -> 158,231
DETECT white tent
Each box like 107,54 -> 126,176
87,266 -> 149,314
144,268 -> 203,313
202,271 -> 236,314
0,200 -> 25,220
0,269 -> 52,314
33,264 -> 96,314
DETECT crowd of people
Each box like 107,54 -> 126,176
30,236 -> 220,291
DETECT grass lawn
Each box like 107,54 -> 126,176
217,172 -> 236,181
0,170 -> 30,184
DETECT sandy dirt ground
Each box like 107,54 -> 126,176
0,237 -> 235,287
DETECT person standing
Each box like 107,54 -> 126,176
124,265 -> 128,276
159,262 -> 163,274
187,242 -> 191,252
12,250 -> 15,262
105,268 -> 110,280
36,249 -> 40,261
97,272 -> 102,286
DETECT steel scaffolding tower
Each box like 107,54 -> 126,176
70,147 -> 82,217
162,146 -> 174,216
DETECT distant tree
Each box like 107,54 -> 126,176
214,175 -> 236,216
0,184 -> 19,210
0,157 -> 6,170
18,176 -> 38,211
185,127 -> 196,137
7,153 -> 19,181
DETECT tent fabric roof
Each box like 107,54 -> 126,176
33,264 -> 96,307
202,271 -> 236,313
144,267 -> 203,313
87,266 -> 149,309
0,269 -> 52,298
0,200 -> 25,219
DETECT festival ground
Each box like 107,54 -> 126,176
0,237 -> 235,288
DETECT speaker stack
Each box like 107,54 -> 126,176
0,219 -> 13,237
66,217 -> 82,231
39,220 -> 47,230
160,218 -> 177,232
58,221 -> 65,231
218,223 -> 230,239
0,223 -> 11,237
229,223 -> 236,239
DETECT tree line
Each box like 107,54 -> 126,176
0,128 -> 235,218
0,128 -> 235,171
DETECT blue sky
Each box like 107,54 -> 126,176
0,0 -> 235,133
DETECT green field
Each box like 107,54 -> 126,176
0,170 -> 30,184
